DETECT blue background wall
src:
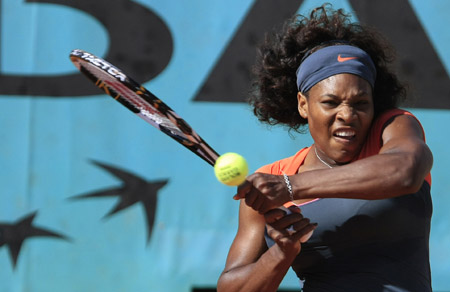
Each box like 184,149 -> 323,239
0,0 -> 449,291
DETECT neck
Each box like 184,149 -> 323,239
314,145 -> 335,169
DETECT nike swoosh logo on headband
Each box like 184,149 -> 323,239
337,55 -> 358,62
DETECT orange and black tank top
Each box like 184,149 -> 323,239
260,109 -> 432,291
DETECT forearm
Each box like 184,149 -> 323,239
292,149 -> 432,200
217,245 -> 294,292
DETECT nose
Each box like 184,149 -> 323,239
336,105 -> 356,123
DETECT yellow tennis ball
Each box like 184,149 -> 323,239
214,152 -> 249,186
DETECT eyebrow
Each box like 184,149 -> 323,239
321,91 -> 371,99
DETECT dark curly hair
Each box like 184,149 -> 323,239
248,4 -> 407,132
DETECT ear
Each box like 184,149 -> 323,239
297,92 -> 308,119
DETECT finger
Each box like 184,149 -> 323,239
252,196 -> 266,214
233,179 -> 252,200
264,208 -> 289,224
291,223 -> 318,243
291,218 -> 311,232
268,212 -> 304,230
288,204 -> 301,214
266,225 -> 290,242
300,229 -> 315,243
244,189 -> 258,208
260,198 -> 289,214
270,212 -> 305,234
259,202 -> 272,215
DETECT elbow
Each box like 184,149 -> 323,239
399,172 -> 424,194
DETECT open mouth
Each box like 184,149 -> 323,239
333,129 -> 356,141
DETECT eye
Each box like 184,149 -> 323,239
322,100 -> 338,107
354,99 -> 371,108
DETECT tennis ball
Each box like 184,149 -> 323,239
214,152 -> 249,186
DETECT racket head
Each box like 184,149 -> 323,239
69,49 -> 219,166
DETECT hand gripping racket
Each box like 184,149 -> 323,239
69,49 -> 219,166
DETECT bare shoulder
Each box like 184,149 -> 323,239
382,113 -> 425,143
380,113 -> 433,170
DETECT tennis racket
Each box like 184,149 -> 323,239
69,49 -> 219,166
70,49 -> 306,234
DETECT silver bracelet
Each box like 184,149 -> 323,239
283,173 -> 294,201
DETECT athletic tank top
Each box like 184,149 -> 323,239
259,109 -> 432,291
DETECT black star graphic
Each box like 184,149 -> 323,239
71,160 -> 168,243
0,211 -> 69,268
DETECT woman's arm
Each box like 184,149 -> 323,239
217,201 -> 316,292
290,114 -> 433,200
235,114 -> 433,213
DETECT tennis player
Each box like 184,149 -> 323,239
217,5 -> 433,291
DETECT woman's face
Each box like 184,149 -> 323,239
298,73 -> 374,164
